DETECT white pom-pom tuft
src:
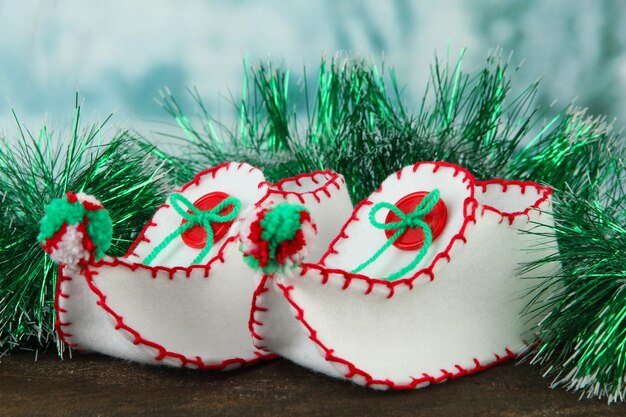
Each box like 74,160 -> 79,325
48,224 -> 91,265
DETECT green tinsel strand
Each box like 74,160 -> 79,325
0,95 -> 171,355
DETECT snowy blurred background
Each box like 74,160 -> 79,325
1,0 -> 625,136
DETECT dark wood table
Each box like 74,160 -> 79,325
1,351 -> 623,417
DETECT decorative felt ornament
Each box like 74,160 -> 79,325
243,161 -> 559,389
41,162 -> 352,369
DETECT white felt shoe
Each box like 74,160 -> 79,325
53,162 -> 353,369
248,161 -> 559,387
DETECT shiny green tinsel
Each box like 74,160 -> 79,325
0,95 -> 170,355
158,53 -> 553,201
522,157 -> 625,403
156,53 -> 625,402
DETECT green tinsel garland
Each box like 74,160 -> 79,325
0,95 -> 171,355
523,178 -> 625,403
155,54 -> 625,402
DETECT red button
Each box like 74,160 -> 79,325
384,191 -> 448,251
180,192 -> 236,249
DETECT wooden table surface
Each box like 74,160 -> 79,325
1,351 -> 623,417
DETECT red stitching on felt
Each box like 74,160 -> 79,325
269,171 -> 344,205
81,244 -> 277,369
341,275 -> 352,290
276,280 -> 518,389
318,163 -> 477,286
128,166 -> 345,261
54,266 -> 80,349
56,163 -> 350,369
93,236 -> 238,279
254,162 -> 551,388
475,179 -> 552,225
248,275 -> 274,351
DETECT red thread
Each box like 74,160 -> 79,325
56,163 -> 347,369
269,171 -> 345,204
316,162 -> 552,292
318,163 -> 477,290
54,266 -> 79,349
476,179 -> 551,225
76,220 -> 96,258
82,200 -> 104,211
42,222 -> 69,254
249,275 -> 272,349
275,281 -> 518,389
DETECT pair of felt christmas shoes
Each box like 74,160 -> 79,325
40,161 -> 557,390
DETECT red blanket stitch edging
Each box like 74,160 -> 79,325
276,280 -> 519,389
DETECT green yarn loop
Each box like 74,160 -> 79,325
143,193 -> 241,265
352,189 -> 440,281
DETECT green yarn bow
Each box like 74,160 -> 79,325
144,193 -> 241,265
352,189 -> 440,281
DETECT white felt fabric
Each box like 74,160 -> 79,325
57,264 -> 161,364
250,275 -> 344,378
50,224 -> 90,266
88,243 -> 265,366
254,162 -> 559,387
56,164 -> 354,368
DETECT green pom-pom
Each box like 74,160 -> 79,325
241,202 -> 313,274
243,252 -> 262,271
85,208 -> 113,260
260,203 -> 306,248
37,197 -> 86,243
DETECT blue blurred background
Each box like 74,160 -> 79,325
1,1 -> 625,137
